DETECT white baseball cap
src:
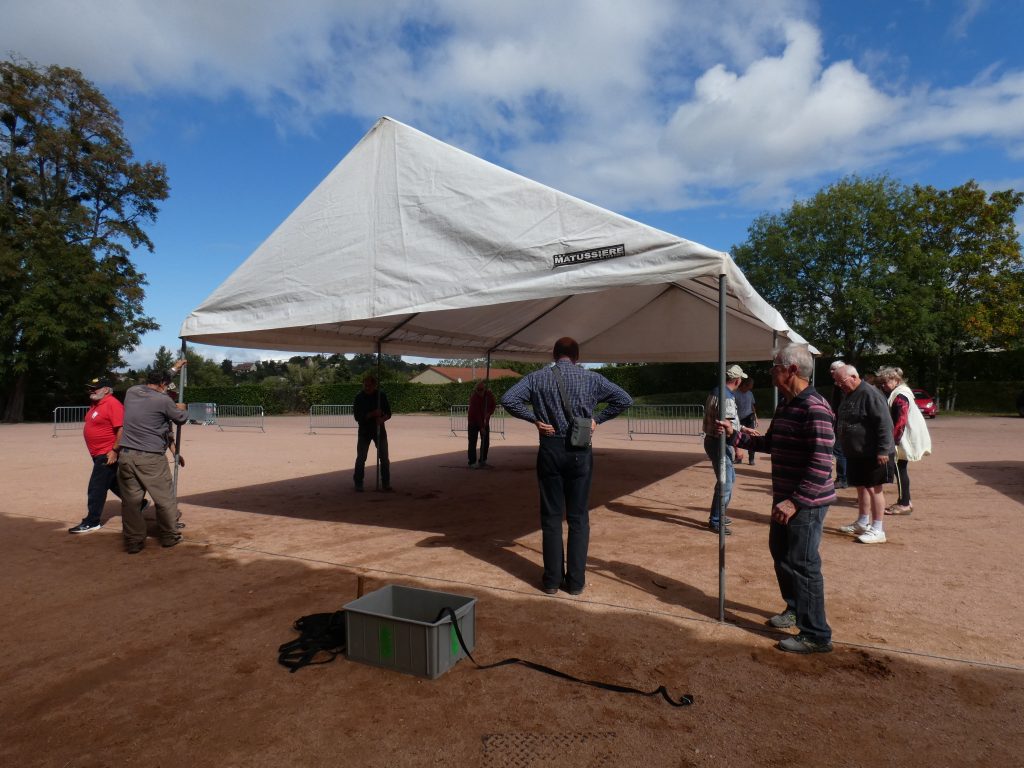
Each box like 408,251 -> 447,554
725,364 -> 748,379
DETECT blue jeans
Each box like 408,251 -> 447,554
768,504 -> 831,643
703,436 -> 734,526
833,443 -> 847,483
536,437 -> 593,592
84,454 -> 121,526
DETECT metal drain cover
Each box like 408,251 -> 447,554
481,732 -> 617,767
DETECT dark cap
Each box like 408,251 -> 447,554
87,377 -> 113,390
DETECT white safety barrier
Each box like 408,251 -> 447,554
627,404 -> 704,439
216,404 -> 265,432
187,402 -> 218,425
309,404 -> 356,433
53,406 -> 89,437
449,405 -> 506,439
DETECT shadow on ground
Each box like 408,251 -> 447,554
2,512 -> 1021,768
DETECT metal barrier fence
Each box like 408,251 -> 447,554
187,402 -> 218,426
449,405 -> 507,439
626,404 -> 705,439
53,406 -> 89,436
216,404 -> 265,432
308,404 -> 355,433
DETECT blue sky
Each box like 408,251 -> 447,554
3,0 -> 1023,368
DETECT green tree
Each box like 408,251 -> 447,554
911,181 -> 1024,401
181,348 -> 232,388
492,359 -> 545,376
0,58 -> 168,421
151,345 -> 175,373
733,175 -> 924,366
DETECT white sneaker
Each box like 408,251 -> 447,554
857,529 -> 887,544
839,521 -> 871,535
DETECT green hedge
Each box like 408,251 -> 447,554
184,377 -> 1023,416
185,377 -> 523,415
942,381 -> 1022,413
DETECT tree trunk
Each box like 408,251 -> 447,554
1,371 -> 27,423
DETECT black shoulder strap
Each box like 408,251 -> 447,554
278,611 -> 347,673
433,607 -> 693,708
551,366 -> 575,421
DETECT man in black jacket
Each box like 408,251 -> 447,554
353,375 -> 392,492
834,365 -> 895,544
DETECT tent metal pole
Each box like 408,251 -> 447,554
172,339 -> 187,499
717,274 -> 727,623
375,341 -> 382,491
772,331 -> 779,411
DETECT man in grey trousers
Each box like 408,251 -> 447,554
114,360 -> 188,554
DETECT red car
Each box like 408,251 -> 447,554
912,388 -> 937,418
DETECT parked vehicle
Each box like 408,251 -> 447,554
912,388 -> 938,418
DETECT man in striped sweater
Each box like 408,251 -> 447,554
717,343 -> 837,654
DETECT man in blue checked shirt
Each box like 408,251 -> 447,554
501,337 -> 632,597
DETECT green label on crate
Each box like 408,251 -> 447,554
378,625 -> 394,659
450,623 -> 459,657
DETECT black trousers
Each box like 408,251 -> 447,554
354,427 -> 390,488
536,436 -> 593,592
468,424 -> 490,464
84,455 -> 121,526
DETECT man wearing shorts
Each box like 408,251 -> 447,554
834,365 -> 895,544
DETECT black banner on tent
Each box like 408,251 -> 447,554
552,243 -> 626,269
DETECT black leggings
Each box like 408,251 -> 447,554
895,459 -> 911,505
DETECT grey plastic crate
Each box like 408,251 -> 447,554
343,585 -> 476,679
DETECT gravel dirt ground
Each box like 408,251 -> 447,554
1,411 -> 1022,767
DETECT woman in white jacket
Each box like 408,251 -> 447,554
875,367 -> 932,514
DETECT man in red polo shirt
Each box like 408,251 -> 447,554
70,377 -> 138,533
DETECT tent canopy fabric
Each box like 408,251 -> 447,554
180,117 -> 808,362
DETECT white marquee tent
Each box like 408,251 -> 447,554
179,117 -> 809,362
179,117 -> 818,618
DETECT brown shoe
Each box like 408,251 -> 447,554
885,504 -> 913,515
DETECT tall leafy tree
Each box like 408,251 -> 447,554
150,345 -> 175,374
732,175 -> 925,365
0,58 -> 168,421
734,175 -> 1023,401
912,182 -> 1023,394
180,348 -> 232,388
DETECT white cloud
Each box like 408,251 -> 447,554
662,22 -> 897,192
2,0 -> 1023,210
950,0 -> 987,39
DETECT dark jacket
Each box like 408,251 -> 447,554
836,382 -> 895,458
353,389 -> 391,435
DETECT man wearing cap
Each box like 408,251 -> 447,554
113,360 -> 188,553
702,364 -> 747,534
69,378 -> 128,534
